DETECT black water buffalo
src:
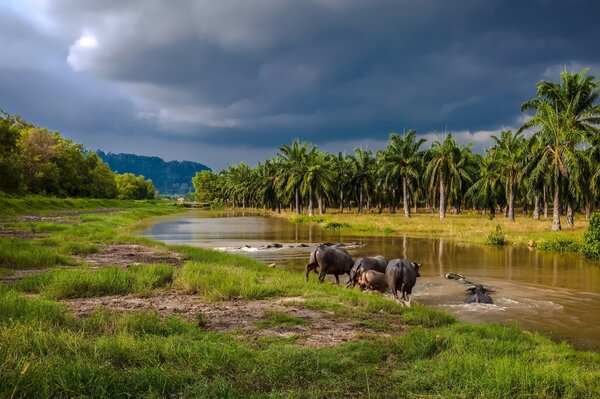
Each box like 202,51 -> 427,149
357,270 -> 388,292
347,255 -> 388,287
385,259 -> 422,306
465,284 -> 494,304
305,244 -> 354,284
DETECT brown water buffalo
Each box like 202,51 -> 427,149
465,284 -> 494,304
305,244 -> 354,284
385,259 -> 422,306
347,255 -> 388,287
357,270 -> 388,292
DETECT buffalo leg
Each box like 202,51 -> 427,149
318,270 -> 326,283
334,274 -> 340,285
305,263 -> 317,282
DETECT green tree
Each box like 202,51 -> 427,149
490,130 -> 525,221
383,130 -> 426,218
192,170 -> 218,203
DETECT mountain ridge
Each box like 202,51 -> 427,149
97,150 -> 210,194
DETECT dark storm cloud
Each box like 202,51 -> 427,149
1,0 -> 600,169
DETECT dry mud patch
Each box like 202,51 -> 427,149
64,292 -> 397,347
75,244 -> 183,268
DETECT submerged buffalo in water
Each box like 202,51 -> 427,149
385,259 -> 422,306
347,255 -> 388,287
357,270 -> 388,292
465,284 -> 494,304
305,244 -> 354,284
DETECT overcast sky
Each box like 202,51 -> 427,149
1,0 -> 599,170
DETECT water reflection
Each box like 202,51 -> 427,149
139,210 -> 600,350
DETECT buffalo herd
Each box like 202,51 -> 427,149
305,243 -> 493,306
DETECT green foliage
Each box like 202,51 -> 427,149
486,225 -> 508,245
115,173 -> 156,200
192,170 -> 219,202
583,211 -> 600,259
324,221 -> 351,230
538,239 -> 582,253
0,112 -> 156,199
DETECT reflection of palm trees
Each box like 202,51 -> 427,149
552,254 -> 558,286
403,236 -> 407,259
438,239 -> 445,275
506,245 -> 514,280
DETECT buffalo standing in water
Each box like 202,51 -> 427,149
347,255 -> 388,287
305,244 -> 354,284
465,284 -> 494,304
385,259 -> 422,306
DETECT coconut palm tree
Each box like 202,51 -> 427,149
465,152 -> 503,216
490,130 -> 525,221
300,149 -> 334,216
425,134 -> 466,219
277,139 -> 311,214
382,130 -> 426,218
351,148 -> 375,213
333,152 -> 353,213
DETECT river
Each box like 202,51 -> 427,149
139,210 -> 600,350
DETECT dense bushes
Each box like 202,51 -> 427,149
0,111 -> 155,199
583,212 -> 600,259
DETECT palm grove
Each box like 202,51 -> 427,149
195,69 -> 600,231
0,112 -> 156,200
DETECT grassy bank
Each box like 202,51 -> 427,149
1,198 -> 599,398
271,209 -> 588,250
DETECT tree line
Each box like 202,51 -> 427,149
195,69 -> 600,231
0,112 -> 156,200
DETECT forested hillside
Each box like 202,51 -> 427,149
97,151 -> 210,195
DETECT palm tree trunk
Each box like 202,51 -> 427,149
551,183 -> 561,231
318,195 -> 324,215
543,186 -> 548,218
339,190 -> 344,213
358,188 -> 363,213
308,186 -> 314,217
439,178 -> 446,219
295,188 -> 300,215
533,194 -> 540,220
508,178 -> 515,222
403,176 -> 410,218
566,204 -> 574,227
585,205 -> 591,221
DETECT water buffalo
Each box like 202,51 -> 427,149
465,284 -> 494,304
305,244 -> 354,284
385,259 -> 422,306
357,270 -> 388,292
347,255 -> 388,287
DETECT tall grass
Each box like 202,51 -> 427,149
15,264 -> 174,298
0,238 -> 73,269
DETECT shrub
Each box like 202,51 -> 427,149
324,221 -> 351,231
583,211 -> 600,259
538,239 -> 581,253
486,225 -> 508,246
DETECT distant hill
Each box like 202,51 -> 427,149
96,151 -> 210,194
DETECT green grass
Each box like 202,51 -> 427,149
257,310 -> 307,329
1,197 -> 599,398
0,238 -> 73,269
15,264 -> 175,299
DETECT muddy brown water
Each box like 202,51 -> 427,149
139,211 -> 600,350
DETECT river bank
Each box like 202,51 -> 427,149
1,198 -> 599,398
266,208 -> 588,251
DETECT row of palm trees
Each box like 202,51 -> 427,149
208,69 -> 600,231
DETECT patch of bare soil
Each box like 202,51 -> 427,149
75,244 -> 183,268
5,208 -> 122,224
0,228 -> 48,239
0,268 -> 51,281
63,292 -> 397,347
